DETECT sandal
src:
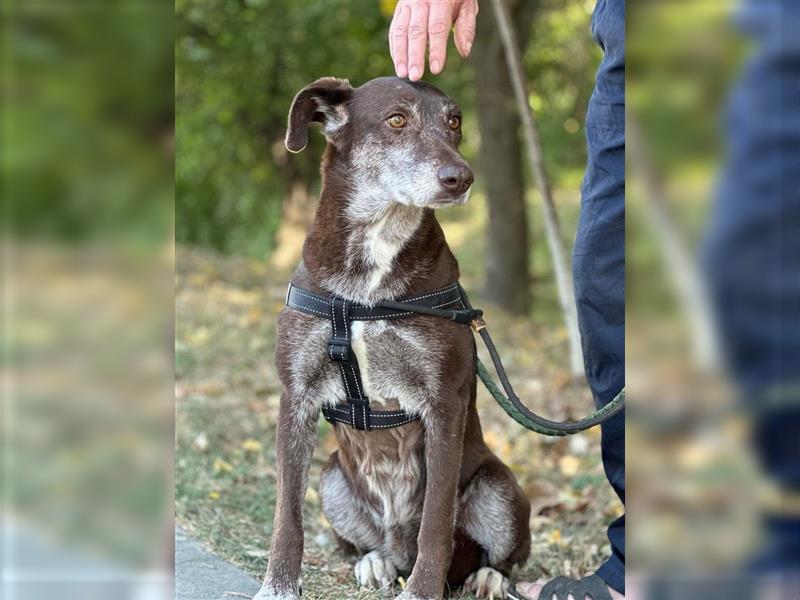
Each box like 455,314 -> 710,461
507,574 -> 613,600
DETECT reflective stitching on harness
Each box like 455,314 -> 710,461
291,288 -> 332,307
434,298 -> 461,308
349,364 -> 363,397
371,419 -> 414,428
406,283 -> 459,302
330,406 -> 408,418
342,300 -> 348,338
359,311 -> 415,320
358,297 -> 463,320
345,299 -> 367,430
328,416 -> 413,429
288,301 -> 329,318
339,364 -> 352,397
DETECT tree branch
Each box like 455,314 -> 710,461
491,0 -> 584,376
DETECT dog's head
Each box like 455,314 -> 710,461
286,76 -> 473,210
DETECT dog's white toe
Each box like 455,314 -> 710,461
464,567 -> 509,600
354,550 -> 397,589
251,585 -> 300,600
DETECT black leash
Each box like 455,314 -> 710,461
286,282 -> 625,435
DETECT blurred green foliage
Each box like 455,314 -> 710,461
3,2 -> 174,246
176,0 -> 599,257
626,1 -> 745,315
628,2 -> 744,173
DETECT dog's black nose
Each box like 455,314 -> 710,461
437,164 -> 474,195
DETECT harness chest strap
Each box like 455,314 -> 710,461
286,282 -> 467,431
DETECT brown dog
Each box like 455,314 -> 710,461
254,77 -> 530,600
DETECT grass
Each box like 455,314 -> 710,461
175,240 -> 621,599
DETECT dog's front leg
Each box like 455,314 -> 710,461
400,397 -> 468,600
253,392 -> 319,600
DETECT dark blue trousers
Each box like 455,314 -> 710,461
572,0 -> 625,593
702,0 -> 800,571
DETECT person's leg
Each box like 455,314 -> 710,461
517,2 -> 625,598
572,0 -> 626,592
702,0 -> 800,575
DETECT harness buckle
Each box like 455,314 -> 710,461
327,338 -> 351,363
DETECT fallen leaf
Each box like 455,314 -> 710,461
559,455 -> 580,477
188,327 -> 210,345
568,434 -> 589,456
213,457 -> 234,474
548,529 -> 562,545
525,480 -> 563,515
242,438 -> 263,453
193,432 -> 209,451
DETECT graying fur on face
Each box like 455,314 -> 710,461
348,131 -> 470,211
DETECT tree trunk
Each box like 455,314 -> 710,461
491,0 -> 584,375
269,178 -> 315,273
472,0 -> 537,315
627,115 -> 720,370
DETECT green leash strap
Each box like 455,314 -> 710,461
476,358 -> 625,436
459,284 -> 624,436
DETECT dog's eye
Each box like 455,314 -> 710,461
448,115 -> 461,130
387,114 -> 407,129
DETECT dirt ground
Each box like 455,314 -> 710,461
175,246 -> 621,600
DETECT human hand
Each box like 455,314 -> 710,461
389,0 -> 478,81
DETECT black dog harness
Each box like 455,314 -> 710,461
286,282 -> 625,435
286,282 -> 479,431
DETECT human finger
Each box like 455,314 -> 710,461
427,0 -> 455,75
389,1 -> 412,78
406,1 -> 430,81
453,0 -> 478,58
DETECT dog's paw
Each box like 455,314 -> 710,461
251,583 -> 300,600
464,567 -> 509,600
396,592 -> 435,600
354,550 -> 398,589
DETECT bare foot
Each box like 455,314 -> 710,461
516,578 -> 624,600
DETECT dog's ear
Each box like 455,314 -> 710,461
285,77 -> 353,153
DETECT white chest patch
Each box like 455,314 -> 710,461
361,213 -> 403,297
349,320 -> 438,419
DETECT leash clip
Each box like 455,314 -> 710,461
470,316 -> 486,332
